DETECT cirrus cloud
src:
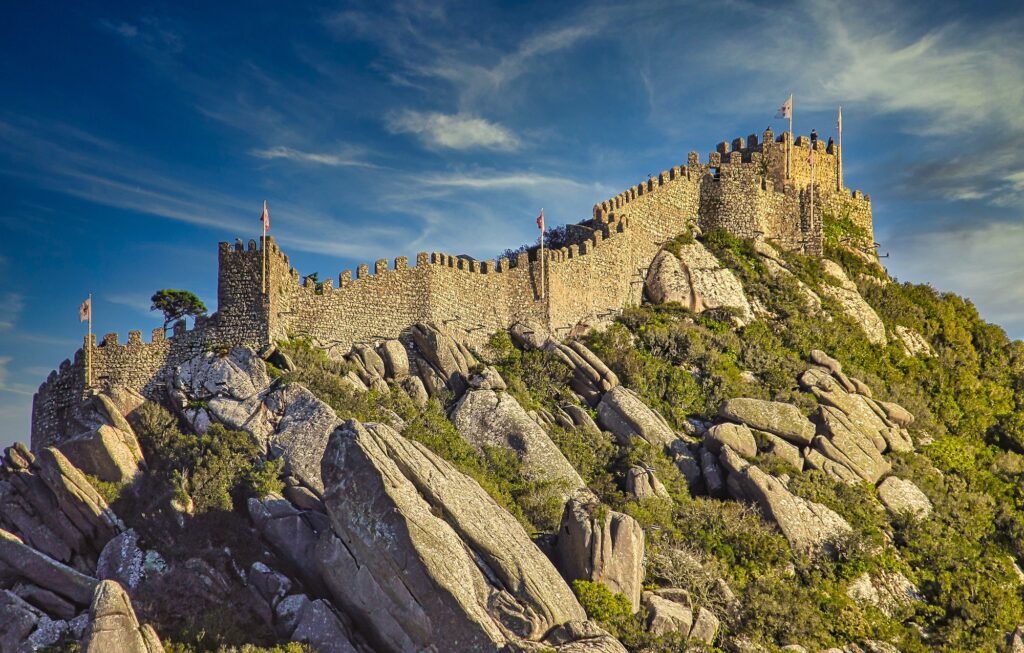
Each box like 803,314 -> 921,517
248,146 -> 378,168
386,110 -> 520,151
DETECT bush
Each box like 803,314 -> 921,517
488,331 -> 577,414
84,473 -> 122,505
571,580 -> 637,639
129,403 -> 283,518
163,645 -> 312,653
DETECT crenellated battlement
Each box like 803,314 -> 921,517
32,126 -> 873,448
589,129 -> 872,255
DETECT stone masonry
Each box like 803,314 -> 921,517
31,129 -> 873,448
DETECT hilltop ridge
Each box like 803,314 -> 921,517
7,158 -> 1024,651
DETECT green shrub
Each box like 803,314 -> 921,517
488,331 -> 577,414
162,636 -> 313,652
571,580 -> 635,636
546,423 -> 617,492
83,473 -> 123,505
662,229 -> 695,257
822,208 -> 869,250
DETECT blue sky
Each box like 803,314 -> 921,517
1,0 -> 1022,447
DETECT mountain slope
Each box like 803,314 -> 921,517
4,223 -> 1024,652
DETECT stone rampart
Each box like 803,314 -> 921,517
31,128 -> 874,448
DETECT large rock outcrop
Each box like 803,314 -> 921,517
58,423 -> 144,485
0,590 -> 44,651
718,398 -> 816,446
798,358 -> 915,483
818,266 -> 887,346
168,348 -> 343,492
597,386 -> 677,448
262,385 -> 342,492
556,491 -> 645,613
644,244 -> 753,324
877,477 -> 932,520
545,341 -> 620,407
317,420 -> 591,652
173,347 -> 270,402
0,528 -> 99,608
893,325 -> 934,358
450,369 -> 584,495
846,570 -> 921,618
718,447 -> 851,554
287,597 -> 360,653
43,392 -> 147,485
248,494 -> 330,598
643,591 -> 692,636
96,529 -> 145,592
625,465 -> 670,500
409,323 -> 479,397
0,445 -> 123,573
704,422 -> 758,459
82,580 -> 162,653
540,621 -> 629,653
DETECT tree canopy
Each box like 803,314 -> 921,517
151,289 -> 207,330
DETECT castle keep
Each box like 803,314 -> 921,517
31,129 -> 872,447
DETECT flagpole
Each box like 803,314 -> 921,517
261,201 -> 267,296
539,209 -> 545,300
87,293 -> 93,388
788,95 -> 793,180
837,106 -> 843,190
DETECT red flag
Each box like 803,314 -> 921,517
259,200 -> 270,231
536,208 -> 544,230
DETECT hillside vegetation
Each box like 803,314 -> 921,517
4,223 -> 1024,653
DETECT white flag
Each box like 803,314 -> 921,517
79,297 -> 91,323
775,94 -> 793,119
837,106 -> 843,133
259,200 -> 270,231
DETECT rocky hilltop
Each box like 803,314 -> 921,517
5,222 -> 1024,652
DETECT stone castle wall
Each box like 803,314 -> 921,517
31,241 -> 275,448
31,129 -> 874,448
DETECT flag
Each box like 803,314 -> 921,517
775,94 -> 793,119
79,297 -> 91,323
536,208 -> 544,230
259,200 -> 270,231
836,106 -> 843,133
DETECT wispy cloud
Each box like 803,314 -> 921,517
328,4 -> 604,114
249,146 -> 378,168
386,111 -> 520,151
105,292 -> 158,318
0,119 -> 251,232
0,293 -> 23,331
898,134 -> 1024,207
818,19 -> 1023,134
418,171 -> 592,191
97,16 -> 183,53
98,20 -> 139,39
714,0 -> 1024,134
888,219 -> 1024,334
0,357 -> 11,390
0,356 -> 34,397
7,332 -> 80,348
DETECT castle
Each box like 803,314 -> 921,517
31,128 -> 873,448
